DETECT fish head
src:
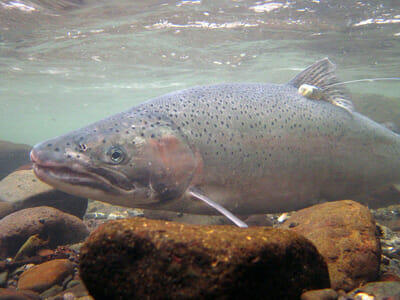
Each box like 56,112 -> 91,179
30,112 -> 199,208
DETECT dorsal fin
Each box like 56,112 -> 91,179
289,58 -> 355,112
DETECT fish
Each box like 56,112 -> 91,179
30,58 -> 400,227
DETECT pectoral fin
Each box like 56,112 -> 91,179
188,188 -> 248,228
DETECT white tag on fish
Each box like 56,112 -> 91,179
188,188 -> 248,228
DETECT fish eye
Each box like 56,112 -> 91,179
108,146 -> 125,164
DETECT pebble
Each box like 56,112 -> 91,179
300,288 -> 338,300
0,271 -> 7,288
0,288 -> 40,300
17,259 -> 75,293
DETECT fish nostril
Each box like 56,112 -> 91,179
78,143 -> 87,151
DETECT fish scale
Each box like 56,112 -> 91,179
30,59 -> 400,227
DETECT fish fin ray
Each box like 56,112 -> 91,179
289,58 -> 354,112
330,98 -> 355,113
188,188 -> 248,228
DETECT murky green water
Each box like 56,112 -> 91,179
0,0 -> 399,145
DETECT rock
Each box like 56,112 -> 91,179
0,288 -> 40,300
0,140 -> 31,181
244,214 -> 273,227
347,281 -> 400,299
372,205 -> 400,232
17,259 -> 75,293
142,209 -> 232,225
14,234 -> 48,261
80,218 -> 330,299
0,206 -> 89,259
300,288 -> 338,300
0,272 -> 7,288
0,169 -> 88,219
86,200 -> 231,225
280,200 -> 381,291
46,281 -> 91,300
377,224 -> 400,278
0,203 -> 13,221
380,272 -> 400,282
39,285 -> 63,299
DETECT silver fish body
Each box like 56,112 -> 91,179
30,59 -> 400,218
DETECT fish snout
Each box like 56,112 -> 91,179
30,141 -> 69,167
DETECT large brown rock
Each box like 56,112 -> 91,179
80,218 -> 330,299
0,169 -> 87,219
17,259 -> 75,293
0,140 -> 31,181
0,206 -> 89,259
280,200 -> 381,291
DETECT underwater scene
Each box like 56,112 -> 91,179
1,0 -> 400,299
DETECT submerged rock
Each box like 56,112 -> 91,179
0,288 -> 40,300
142,209 -> 232,225
0,169 -> 88,219
0,206 -> 89,259
0,140 -> 31,181
17,259 -> 75,293
300,288 -> 338,300
347,281 -> 400,299
80,217 -> 330,299
280,200 -> 381,291
376,224 -> 400,279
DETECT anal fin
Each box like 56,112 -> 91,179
188,188 -> 248,228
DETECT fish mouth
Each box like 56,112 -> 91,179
30,150 -> 134,195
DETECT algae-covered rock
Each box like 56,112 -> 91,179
280,200 -> 381,291
80,217 -> 330,299
0,206 -> 89,259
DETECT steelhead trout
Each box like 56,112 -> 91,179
30,59 -> 400,227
